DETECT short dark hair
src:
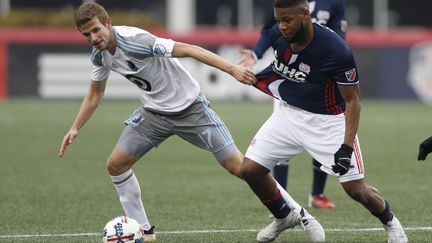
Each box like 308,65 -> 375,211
274,0 -> 308,8
74,2 -> 109,29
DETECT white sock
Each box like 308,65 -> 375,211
111,169 -> 151,230
275,179 -> 302,213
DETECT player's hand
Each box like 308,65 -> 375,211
418,136 -> 432,161
332,144 -> 353,175
238,49 -> 257,68
58,129 -> 79,157
231,65 -> 257,85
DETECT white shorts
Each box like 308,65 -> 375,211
245,102 -> 365,183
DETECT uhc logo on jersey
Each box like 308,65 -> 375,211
273,59 -> 307,83
345,68 -> 357,82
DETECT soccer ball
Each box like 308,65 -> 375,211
102,216 -> 145,243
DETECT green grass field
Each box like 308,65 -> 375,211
1,99 -> 431,242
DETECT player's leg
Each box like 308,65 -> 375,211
336,137 -> 407,242
241,111 -> 325,242
271,100 -> 290,190
241,158 -> 301,242
303,110 -> 406,241
273,160 -> 289,189
218,149 -> 243,179
308,158 -> 336,208
221,144 -> 324,241
241,157 -> 325,243
340,179 -> 407,242
108,125 -> 163,243
107,147 -> 152,231
173,94 -> 245,178
108,108 -> 172,243
308,132 -> 406,240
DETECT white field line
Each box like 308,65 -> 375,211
0,227 -> 431,239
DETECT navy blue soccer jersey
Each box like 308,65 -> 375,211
254,23 -> 359,115
253,0 -> 346,59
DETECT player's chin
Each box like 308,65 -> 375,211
93,41 -> 105,50
282,33 -> 294,41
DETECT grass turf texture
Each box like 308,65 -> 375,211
0,99 -> 431,242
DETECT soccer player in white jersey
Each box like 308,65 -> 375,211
58,2 -> 324,242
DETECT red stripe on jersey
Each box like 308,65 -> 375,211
334,82 -> 343,114
283,49 -> 292,63
325,79 -> 343,115
325,79 -> 335,114
353,137 -> 364,173
255,74 -> 278,97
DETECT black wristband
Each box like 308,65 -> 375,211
340,144 -> 353,153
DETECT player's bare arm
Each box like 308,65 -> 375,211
337,84 -> 361,147
331,84 -> 360,175
172,42 -> 257,85
58,79 -> 107,157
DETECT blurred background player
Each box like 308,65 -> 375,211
418,136 -> 432,160
239,0 -> 347,209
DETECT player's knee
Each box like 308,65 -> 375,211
344,186 -> 369,204
106,149 -> 137,176
342,179 -> 369,203
106,157 -> 122,176
106,157 -> 131,176
240,158 -> 264,182
239,166 -> 253,181
368,185 -> 381,194
219,154 -> 243,179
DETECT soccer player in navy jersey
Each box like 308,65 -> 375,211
239,0 -> 408,242
239,0 -> 347,209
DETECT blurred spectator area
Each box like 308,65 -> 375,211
1,0 -> 432,102
0,0 -> 431,28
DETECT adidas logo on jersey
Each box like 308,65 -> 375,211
272,59 -> 307,83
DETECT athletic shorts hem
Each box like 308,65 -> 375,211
213,143 -> 238,162
339,173 -> 364,183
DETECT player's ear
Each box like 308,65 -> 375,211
105,17 -> 113,28
302,7 -> 310,17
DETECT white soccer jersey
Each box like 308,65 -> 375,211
91,26 -> 200,113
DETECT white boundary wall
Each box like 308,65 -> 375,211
38,45 -> 273,101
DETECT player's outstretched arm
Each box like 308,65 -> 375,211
418,136 -> 432,161
58,80 -> 107,157
172,42 -> 257,85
